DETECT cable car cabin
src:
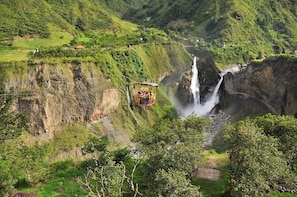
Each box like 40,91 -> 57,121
132,82 -> 158,106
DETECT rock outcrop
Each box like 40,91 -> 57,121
224,56 -> 297,115
5,62 -> 119,141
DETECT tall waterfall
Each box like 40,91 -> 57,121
190,56 -> 200,104
181,57 -> 225,117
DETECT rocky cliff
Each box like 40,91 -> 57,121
224,56 -> 297,115
2,43 -> 193,144
5,62 -> 119,142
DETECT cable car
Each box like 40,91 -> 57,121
132,82 -> 158,106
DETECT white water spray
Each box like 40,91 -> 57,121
181,57 -> 225,117
193,73 -> 224,116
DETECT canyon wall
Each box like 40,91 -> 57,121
224,56 -> 297,115
5,62 -> 119,141
2,43 -> 193,143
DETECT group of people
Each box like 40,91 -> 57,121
136,89 -> 154,105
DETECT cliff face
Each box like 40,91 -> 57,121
224,56 -> 297,115
6,62 -> 119,141
2,42 -> 193,144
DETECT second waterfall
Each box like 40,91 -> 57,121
182,57 -> 224,117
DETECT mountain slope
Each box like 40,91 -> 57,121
0,0 -> 140,47
123,0 -> 297,67
0,0 -> 74,45
1,0 -> 296,66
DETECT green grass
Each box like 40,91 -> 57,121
0,24 -> 74,62
192,150 -> 230,197
13,31 -> 73,49
21,160 -> 86,197
0,47 -> 30,62
50,123 -> 97,159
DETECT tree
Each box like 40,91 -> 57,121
225,119 -> 296,196
78,159 -> 126,197
0,85 -> 28,143
78,157 -> 142,197
78,136 -> 141,197
133,116 -> 209,195
253,113 -> 297,170
154,168 -> 202,197
0,84 -> 29,196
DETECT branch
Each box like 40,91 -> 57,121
76,170 -> 102,197
125,159 -> 142,196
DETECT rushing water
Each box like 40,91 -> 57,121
180,57 -> 225,117
190,56 -> 200,104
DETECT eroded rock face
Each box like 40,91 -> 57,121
224,56 -> 297,115
6,62 -> 119,141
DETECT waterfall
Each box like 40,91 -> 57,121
193,74 -> 224,116
181,57 -> 225,117
190,56 -> 200,104
126,86 -> 131,105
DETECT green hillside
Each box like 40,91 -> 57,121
123,0 -> 297,67
2,0 -> 296,66
1,1 -> 297,196
0,0 -> 73,44
0,0 -> 146,62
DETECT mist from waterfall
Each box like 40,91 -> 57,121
178,57 -> 225,117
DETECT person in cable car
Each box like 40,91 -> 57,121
132,82 -> 158,106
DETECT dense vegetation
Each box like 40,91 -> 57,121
121,0 -> 297,68
0,0 -> 297,196
225,117 -> 297,196
2,0 -> 297,67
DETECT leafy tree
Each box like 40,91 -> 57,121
253,114 -> 297,170
133,116 -> 209,195
78,159 -> 126,197
82,136 -> 109,155
78,158 -> 142,197
154,168 -> 202,197
0,84 -> 29,196
225,119 -> 296,196
79,136 -> 141,197
0,85 -> 28,143
0,141 -> 50,196
78,158 -> 141,197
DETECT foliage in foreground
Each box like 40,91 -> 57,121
77,116 -> 209,197
132,116 -> 210,196
0,85 -> 28,143
225,118 -> 297,196
253,114 -> 297,170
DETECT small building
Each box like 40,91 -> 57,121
75,45 -> 85,50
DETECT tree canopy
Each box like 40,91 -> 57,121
253,113 -> 297,170
133,116 -> 209,196
0,85 -> 28,143
225,118 -> 297,196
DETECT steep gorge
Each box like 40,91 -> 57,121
224,56 -> 297,116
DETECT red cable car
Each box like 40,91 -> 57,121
132,82 -> 158,106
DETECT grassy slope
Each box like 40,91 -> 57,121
0,0 -> 141,62
122,0 -> 297,68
